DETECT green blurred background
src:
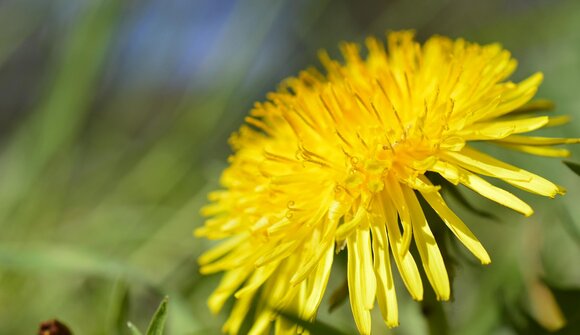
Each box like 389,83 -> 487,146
0,0 -> 579,334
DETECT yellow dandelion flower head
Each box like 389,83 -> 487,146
196,31 -> 579,335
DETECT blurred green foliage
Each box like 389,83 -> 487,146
0,0 -> 579,334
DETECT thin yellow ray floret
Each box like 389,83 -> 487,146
456,146 -> 565,197
418,176 -> 490,264
370,223 -> 399,327
460,116 -> 548,141
498,143 -> 571,157
300,245 -> 334,320
380,188 -> 423,301
431,161 -> 534,216
400,184 -> 450,301
498,135 -> 580,146
347,228 -> 375,335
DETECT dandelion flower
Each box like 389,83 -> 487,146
196,31 -> 579,334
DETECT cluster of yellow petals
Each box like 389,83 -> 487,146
196,31 -> 579,335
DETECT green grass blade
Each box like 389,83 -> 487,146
107,279 -> 131,335
146,297 -> 169,335
127,322 -> 144,335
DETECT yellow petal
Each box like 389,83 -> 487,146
248,310 -> 274,335
255,240 -> 298,267
400,185 -> 450,301
431,161 -> 460,184
380,186 -> 424,300
235,262 -> 279,298
418,176 -> 491,264
198,235 -> 245,265
370,223 -> 399,327
497,143 -> 571,157
290,214 -> 338,284
385,178 -> 413,257
442,150 -> 529,181
358,229 -> 377,310
528,279 -> 566,332
266,258 -> 301,312
497,135 -> 580,146
434,164 -> 534,216
200,245 -> 253,274
208,266 -> 253,314
512,99 -> 554,114
457,146 -> 564,197
301,245 -> 334,320
222,291 -> 256,335
403,175 -> 442,192
545,115 -> 571,127
347,229 -> 375,335
336,205 -> 366,240
459,116 -> 548,141
481,72 -> 543,119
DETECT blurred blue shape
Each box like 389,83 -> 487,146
114,0 -> 238,89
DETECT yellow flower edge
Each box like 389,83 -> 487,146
196,31 -> 579,335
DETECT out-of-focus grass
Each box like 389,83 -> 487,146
0,0 -> 578,334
